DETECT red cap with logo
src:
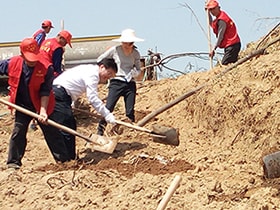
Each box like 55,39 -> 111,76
59,30 -> 72,48
42,20 -> 54,28
206,0 -> 219,9
20,38 -> 40,62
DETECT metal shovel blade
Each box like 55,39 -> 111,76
72,108 -> 180,146
90,135 -> 118,154
263,151 -> 280,179
151,124 -> 179,146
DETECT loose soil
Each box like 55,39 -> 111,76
0,30 -> 280,209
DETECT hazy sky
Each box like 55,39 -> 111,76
1,0 -> 279,76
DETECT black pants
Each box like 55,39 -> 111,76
222,42 -> 241,65
7,110 -> 71,167
50,85 -> 77,160
97,79 -> 136,135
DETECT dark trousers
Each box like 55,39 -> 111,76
50,85 -> 77,160
7,110 -> 71,166
97,79 -> 136,135
222,42 -> 241,65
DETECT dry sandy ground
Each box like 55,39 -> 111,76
0,32 -> 280,209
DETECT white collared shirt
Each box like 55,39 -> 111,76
53,64 -> 110,117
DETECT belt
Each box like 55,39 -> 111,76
53,85 -> 70,97
53,85 -> 65,90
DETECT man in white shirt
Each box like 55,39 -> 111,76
50,58 -> 117,160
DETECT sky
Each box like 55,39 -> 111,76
1,0 -> 279,77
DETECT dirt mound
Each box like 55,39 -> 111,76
0,27 -> 280,209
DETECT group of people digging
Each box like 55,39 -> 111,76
0,0 -> 241,169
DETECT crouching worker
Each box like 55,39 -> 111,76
50,58 -> 118,160
0,38 -> 72,169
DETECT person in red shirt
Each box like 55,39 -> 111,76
206,0 -> 241,65
40,30 -> 72,76
32,20 -> 54,47
0,38 -> 72,169
30,20 -> 55,130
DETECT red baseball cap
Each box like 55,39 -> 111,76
206,0 -> 219,9
20,38 -> 40,62
42,20 -> 54,28
59,30 -> 72,48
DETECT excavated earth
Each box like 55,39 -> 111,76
0,31 -> 280,209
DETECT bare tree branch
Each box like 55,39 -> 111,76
179,3 -> 208,40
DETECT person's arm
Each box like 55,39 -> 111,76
131,50 -> 141,78
87,82 -> 111,118
39,65 -> 54,97
34,33 -> 45,47
86,74 -> 115,124
97,47 -> 115,62
38,66 -> 54,124
208,12 -> 213,25
214,19 -> 227,50
210,19 -> 227,58
0,59 -> 10,75
38,96 -> 49,124
52,48 -> 64,75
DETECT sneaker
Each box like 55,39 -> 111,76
7,163 -> 20,170
30,123 -> 38,131
97,129 -> 104,136
97,130 -> 104,136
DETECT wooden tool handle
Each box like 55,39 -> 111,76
0,99 -> 93,143
206,2 -> 213,69
156,175 -> 182,210
73,107 -> 166,138
115,119 -> 152,133
73,107 -> 152,133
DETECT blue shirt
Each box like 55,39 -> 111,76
52,48 -> 64,75
34,30 -> 46,47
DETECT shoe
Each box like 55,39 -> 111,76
97,130 -> 104,136
7,163 -> 20,170
30,123 -> 38,131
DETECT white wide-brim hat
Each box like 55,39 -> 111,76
112,29 -> 144,42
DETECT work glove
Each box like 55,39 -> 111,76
105,113 -> 116,124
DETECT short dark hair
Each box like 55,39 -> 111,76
97,58 -> 118,73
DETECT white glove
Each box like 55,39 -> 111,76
131,69 -> 140,78
105,113 -> 116,124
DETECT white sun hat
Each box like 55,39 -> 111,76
113,29 -> 144,42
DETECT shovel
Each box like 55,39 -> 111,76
0,99 -> 117,154
115,120 -> 179,146
73,107 -> 179,146
263,151 -> 280,179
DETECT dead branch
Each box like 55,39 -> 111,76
256,22 -> 280,49
180,3 -> 208,40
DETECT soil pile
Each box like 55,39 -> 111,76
0,28 -> 280,209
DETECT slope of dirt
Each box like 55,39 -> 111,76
0,31 -> 280,209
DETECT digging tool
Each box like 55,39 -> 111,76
263,151 -> 280,179
0,99 -> 117,154
156,175 -> 182,210
73,107 -> 179,146
115,120 -> 179,146
206,4 -> 213,69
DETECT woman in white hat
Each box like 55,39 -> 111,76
96,28 -> 144,136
